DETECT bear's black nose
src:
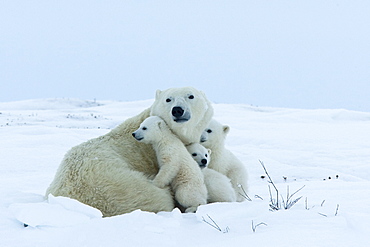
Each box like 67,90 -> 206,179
132,133 -> 136,138
201,159 -> 207,165
172,107 -> 184,118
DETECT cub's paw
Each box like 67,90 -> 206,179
152,178 -> 166,189
185,206 -> 198,213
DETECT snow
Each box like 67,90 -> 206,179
10,194 -> 102,228
1,98 -> 370,246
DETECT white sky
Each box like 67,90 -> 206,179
1,1 -> 370,111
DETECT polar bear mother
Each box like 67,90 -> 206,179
46,87 -> 214,217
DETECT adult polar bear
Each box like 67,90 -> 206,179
46,87 -> 214,217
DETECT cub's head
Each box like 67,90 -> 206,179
132,116 -> 168,144
150,87 -> 213,145
186,143 -> 211,169
200,119 -> 230,149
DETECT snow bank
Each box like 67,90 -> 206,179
1,98 -> 369,247
10,195 -> 102,228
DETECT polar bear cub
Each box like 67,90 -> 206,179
186,143 -> 236,203
132,116 -> 207,213
201,119 -> 248,202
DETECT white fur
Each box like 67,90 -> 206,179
200,119 -> 248,202
46,87 -> 213,216
133,116 -> 207,213
150,87 -> 214,145
186,143 -> 236,203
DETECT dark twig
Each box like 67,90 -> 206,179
287,185 -> 305,201
318,213 -> 328,217
335,204 -> 339,216
268,185 -> 279,211
260,160 -> 305,211
252,220 -> 267,233
254,194 -> 264,200
238,184 -> 252,201
202,214 -> 221,231
281,185 -> 305,210
202,214 -> 229,233
260,160 -> 280,210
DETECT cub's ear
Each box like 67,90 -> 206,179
155,90 -> 162,100
199,90 -> 206,99
157,120 -> 162,129
223,125 -> 230,135
157,120 -> 166,130
207,149 -> 212,155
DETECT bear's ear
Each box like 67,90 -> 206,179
155,90 -> 162,100
157,120 -> 166,130
223,125 -> 230,135
199,90 -> 207,99
207,149 -> 212,155
157,120 -> 162,129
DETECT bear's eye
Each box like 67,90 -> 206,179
205,154 -> 208,157
188,95 -> 194,99
142,127 -> 147,130
192,153 -> 197,157
166,98 -> 171,103
207,129 -> 212,133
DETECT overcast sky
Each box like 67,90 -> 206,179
1,1 -> 370,111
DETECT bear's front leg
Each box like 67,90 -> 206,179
152,164 -> 180,189
227,164 -> 248,202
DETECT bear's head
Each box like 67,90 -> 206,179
186,143 -> 211,169
150,87 -> 213,145
200,119 -> 230,149
132,116 -> 168,144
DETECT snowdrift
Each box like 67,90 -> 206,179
1,99 -> 369,247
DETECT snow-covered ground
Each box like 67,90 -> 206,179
1,98 -> 369,246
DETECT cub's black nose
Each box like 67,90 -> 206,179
132,133 -> 136,138
172,107 -> 184,117
201,159 -> 207,165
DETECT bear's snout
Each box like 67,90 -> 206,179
171,106 -> 191,123
132,132 -> 143,141
201,159 -> 207,165
172,106 -> 184,118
